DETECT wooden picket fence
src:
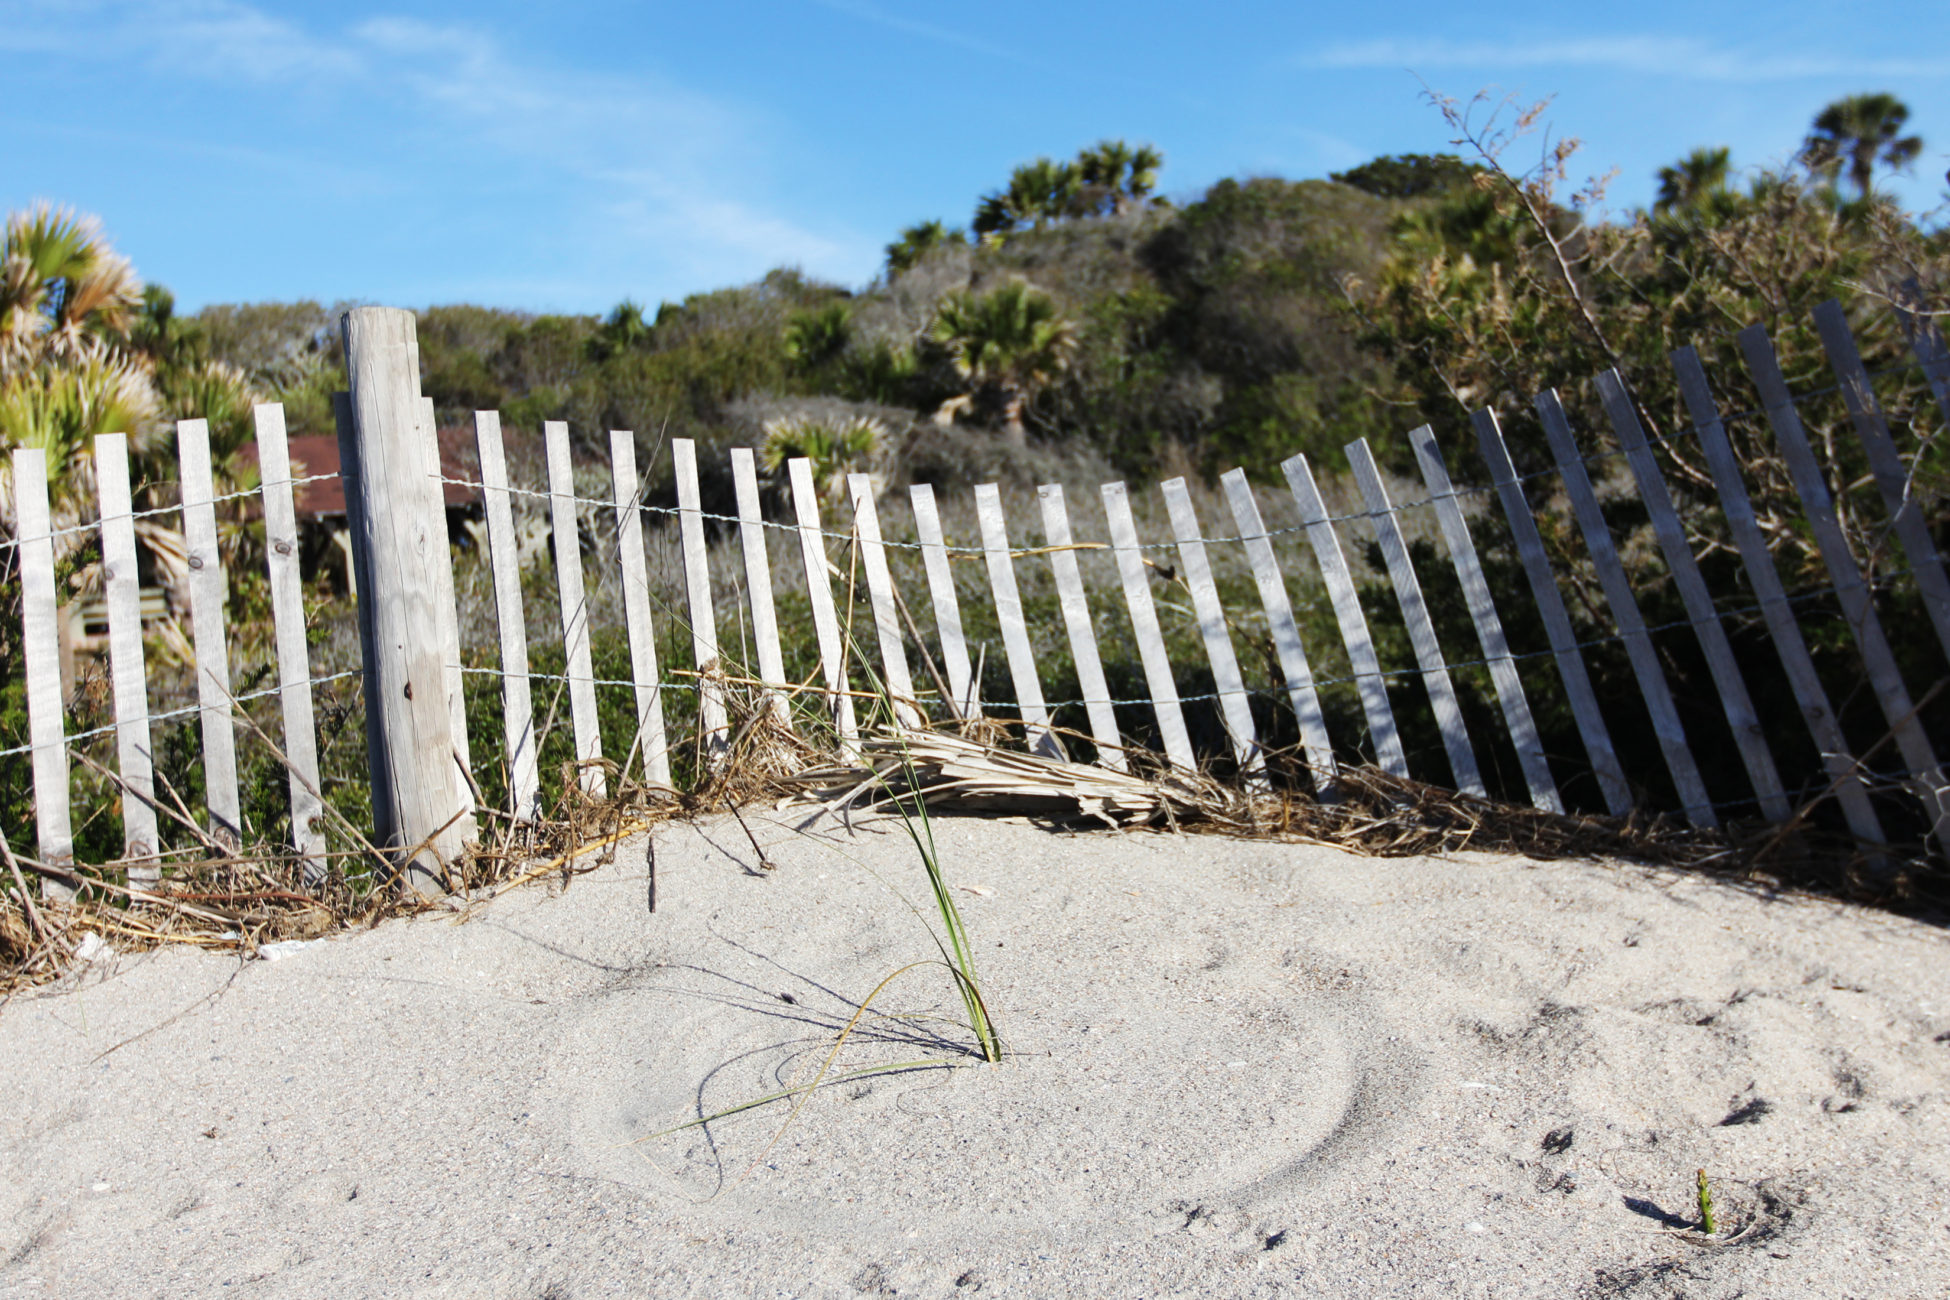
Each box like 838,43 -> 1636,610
8,298 -> 1950,892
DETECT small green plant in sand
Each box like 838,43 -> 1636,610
1696,1168 -> 1716,1235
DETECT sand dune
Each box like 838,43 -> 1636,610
2,812 -> 1946,1297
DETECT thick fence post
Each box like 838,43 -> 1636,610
339,306 -> 474,894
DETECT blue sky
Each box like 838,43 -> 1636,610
6,0 -> 1948,314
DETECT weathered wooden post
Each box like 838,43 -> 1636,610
337,307 -> 474,894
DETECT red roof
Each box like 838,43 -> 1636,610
235,429 -> 481,517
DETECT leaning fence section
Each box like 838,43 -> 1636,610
8,298 -> 1950,893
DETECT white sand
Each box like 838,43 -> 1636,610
2,812 -> 1948,1298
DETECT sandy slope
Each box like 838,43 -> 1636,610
2,812 -> 1947,1299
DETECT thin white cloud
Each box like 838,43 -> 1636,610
807,0 -> 1029,65
1299,35 -> 1950,82
0,1 -> 875,301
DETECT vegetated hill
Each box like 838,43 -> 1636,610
191,175 -> 1407,490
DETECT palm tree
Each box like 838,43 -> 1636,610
782,302 -> 853,371
1077,140 -> 1163,215
1654,147 -> 1733,215
1803,93 -> 1923,199
585,299 -> 652,361
884,221 -> 966,277
1,204 -> 143,372
972,158 -> 1082,239
759,413 -> 882,503
928,281 -> 1076,445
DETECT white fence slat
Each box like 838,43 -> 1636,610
1534,390 -> 1718,828
610,432 -> 672,788
1596,372 -> 1790,823
1220,468 -> 1337,793
1739,325 -> 1950,848
1670,349 -> 1885,845
1407,427 -> 1561,813
13,447 -> 73,891
730,448 -> 788,724
1281,453 -> 1408,777
269,402 -> 328,877
474,411 -> 542,820
176,419 -> 241,846
787,459 -> 859,754
671,437 -> 729,760
1345,439 -> 1485,797
1160,478 -> 1264,777
975,484 -> 1061,758
94,432 -> 159,878
1471,408 -> 1633,816
847,474 -> 922,729
1037,484 -> 1126,771
544,421 -> 606,796
1814,300 -> 1950,666
417,398 -> 471,780
908,484 -> 978,720
1101,481 -> 1195,772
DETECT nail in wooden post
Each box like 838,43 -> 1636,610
1472,408 -> 1633,816
1221,468 -> 1336,794
908,484 -> 978,719
176,419 -> 241,847
1596,370 -> 1789,822
1740,324 -> 1949,849
787,460 -> 859,754
1346,438 -> 1485,797
731,448 -> 788,724
1534,389 -> 1717,828
474,410 -> 542,820
339,307 -> 473,891
265,402 -> 329,880
1161,478 -> 1264,779
543,421 -> 605,796
13,448 -> 73,895
94,433 -> 159,882
1038,484 -> 1126,771
848,474 -> 923,729
1814,299 -> 1950,666
1408,426 -> 1561,813
1670,348 -> 1884,846
1282,453 -> 1408,777
975,484 -> 1061,758
1101,481 -> 1195,771
610,433 -> 672,786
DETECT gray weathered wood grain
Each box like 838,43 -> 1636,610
1471,408 -> 1632,816
1345,438 -> 1484,797
1100,482 -> 1195,772
474,410 -> 542,820
908,484 -> 978,720
788,459 -> 859,754
1408,426 -> 1561,813
1038,483 -> 1126,771
848,474 -> 923,729
975,484 -> 1061,758
12,447 -> 74,893
1669,348 -> 1884,846
94,432 -> 159,879
1221,468 -> 1336,793
611,431 -> 672,787
176,418 -> 241,847
1740,324 -> 1949,848
416,398 -> 471,781
731,448 -> 789,725
545,421 -> 606,796
1281,453 -> 1408,777
1596,370 -> 1789,823
1814,299 -> 1950,666
1161,477 -> 1264,778
1534,389 -> 1717,828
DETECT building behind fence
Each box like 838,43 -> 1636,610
8,299 -> 1950,894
